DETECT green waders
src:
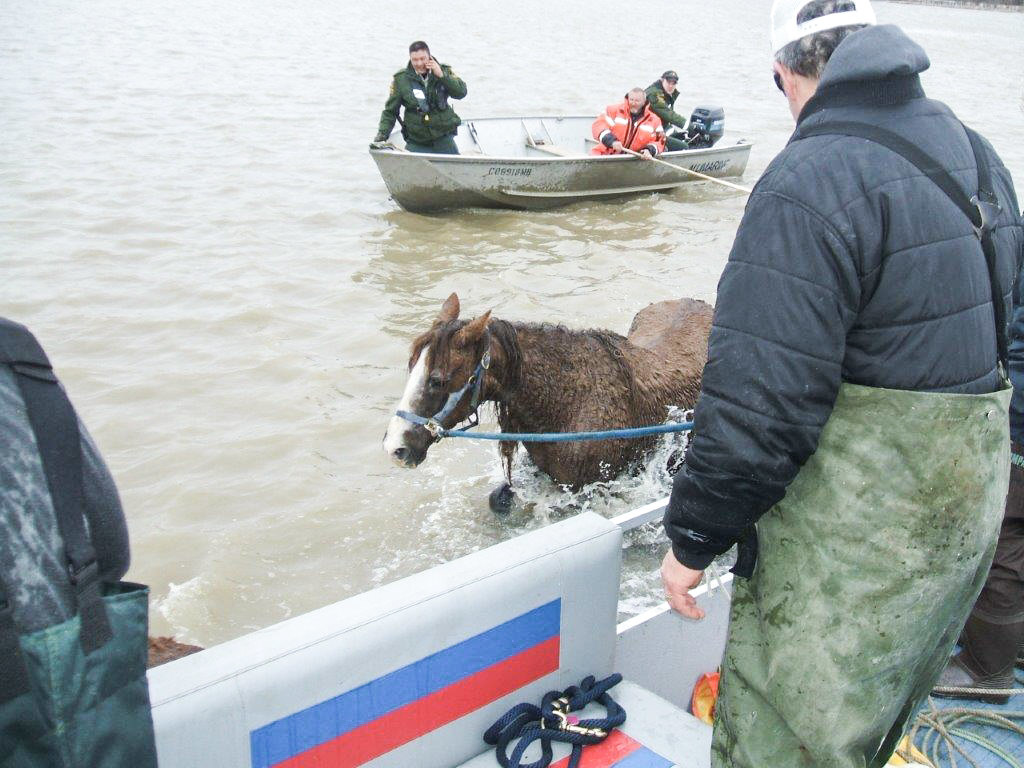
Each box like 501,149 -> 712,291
0,584 -> 157,768
710,381 -> 1010,768
0,319 -> 158,768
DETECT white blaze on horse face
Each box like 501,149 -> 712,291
383,346 -> 429,463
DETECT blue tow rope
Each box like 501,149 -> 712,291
396,409 -> 694,443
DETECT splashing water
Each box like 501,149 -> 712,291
370,406 -> 731,621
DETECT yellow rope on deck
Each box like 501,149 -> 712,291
907,697 -> 1024,768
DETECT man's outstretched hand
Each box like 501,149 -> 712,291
661,549 -> 706,620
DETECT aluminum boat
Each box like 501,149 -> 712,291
369,115 -> 753,213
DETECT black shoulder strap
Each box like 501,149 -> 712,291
794,121 -> 1007,371
0,319 -> 113,662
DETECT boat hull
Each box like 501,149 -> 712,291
369,115 -> 752,213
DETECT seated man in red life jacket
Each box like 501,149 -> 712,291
591,87 -> 666,157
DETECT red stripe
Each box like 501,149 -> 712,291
550,730 -> 644,768
276,635 -> 560,768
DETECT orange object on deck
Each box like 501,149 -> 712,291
690,669 -> 721,725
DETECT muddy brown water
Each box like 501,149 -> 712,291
2,0 -> 1022,645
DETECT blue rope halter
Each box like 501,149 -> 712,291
396,336 -> 492,439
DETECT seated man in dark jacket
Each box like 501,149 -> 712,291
374,40 -> 467,155
659,1 -> 1024,765
645,71 -> 691,151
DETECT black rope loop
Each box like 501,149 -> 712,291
484,673 -> 626,768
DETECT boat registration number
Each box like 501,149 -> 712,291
485,166 -> 534,177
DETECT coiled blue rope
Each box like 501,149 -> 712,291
396,409 -> 693,442
483,674 -> 626,768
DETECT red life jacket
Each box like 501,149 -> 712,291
591,99 -> 666,155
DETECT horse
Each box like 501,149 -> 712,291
383,293 -> 712,501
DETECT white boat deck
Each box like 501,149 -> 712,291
148,506 -> 725,768
460,116 -> 618,158
147,496 -> 1020,766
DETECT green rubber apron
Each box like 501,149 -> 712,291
0,319 -> 158,768
711,381 -> 1010,768
711,119 -> 1013,768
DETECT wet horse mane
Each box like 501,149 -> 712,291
412,318 -> 639,421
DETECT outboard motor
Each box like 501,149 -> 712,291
685,106 -> 725,149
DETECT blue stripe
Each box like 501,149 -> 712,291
250,599 -> 561,768
614,747 -> 674,768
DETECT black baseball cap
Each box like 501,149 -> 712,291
661,70 -> 679,82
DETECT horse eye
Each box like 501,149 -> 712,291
428,374 -> 445,390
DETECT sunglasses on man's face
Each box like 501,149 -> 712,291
773,71 -> 784,93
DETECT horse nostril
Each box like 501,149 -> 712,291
392,446 -> 408,462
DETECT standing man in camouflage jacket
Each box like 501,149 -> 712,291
374,41 -> 467,155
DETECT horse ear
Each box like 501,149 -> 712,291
437,293 -> 460,325
454,311 -> 491,347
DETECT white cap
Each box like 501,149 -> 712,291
770,0 -> 876,55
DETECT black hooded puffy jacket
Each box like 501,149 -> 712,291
665,25 -> 1024,569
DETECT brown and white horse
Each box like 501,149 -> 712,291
383,293 -> 712,493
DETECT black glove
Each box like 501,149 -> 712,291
601,133 -> 616,149
641,145 -> 657,157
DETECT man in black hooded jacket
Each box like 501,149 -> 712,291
660,1 -> 1024,764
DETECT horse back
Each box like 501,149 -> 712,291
626,298 -> 713,360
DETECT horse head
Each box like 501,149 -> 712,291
383,293 -> 493,468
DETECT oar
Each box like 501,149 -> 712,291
619,146 -> 753,194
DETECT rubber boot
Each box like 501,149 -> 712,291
933,615 -> 1023,704
488,483 -> 515,515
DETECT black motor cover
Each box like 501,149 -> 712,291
686,106 -> 725,148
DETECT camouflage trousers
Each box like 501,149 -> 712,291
711,382 -> 1010,768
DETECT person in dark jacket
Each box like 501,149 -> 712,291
0,318 -> 160,765
645,71 -> 691,151
373,40 -> 467,154
0,361 -> 129,633
659,1 -> 1024,765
